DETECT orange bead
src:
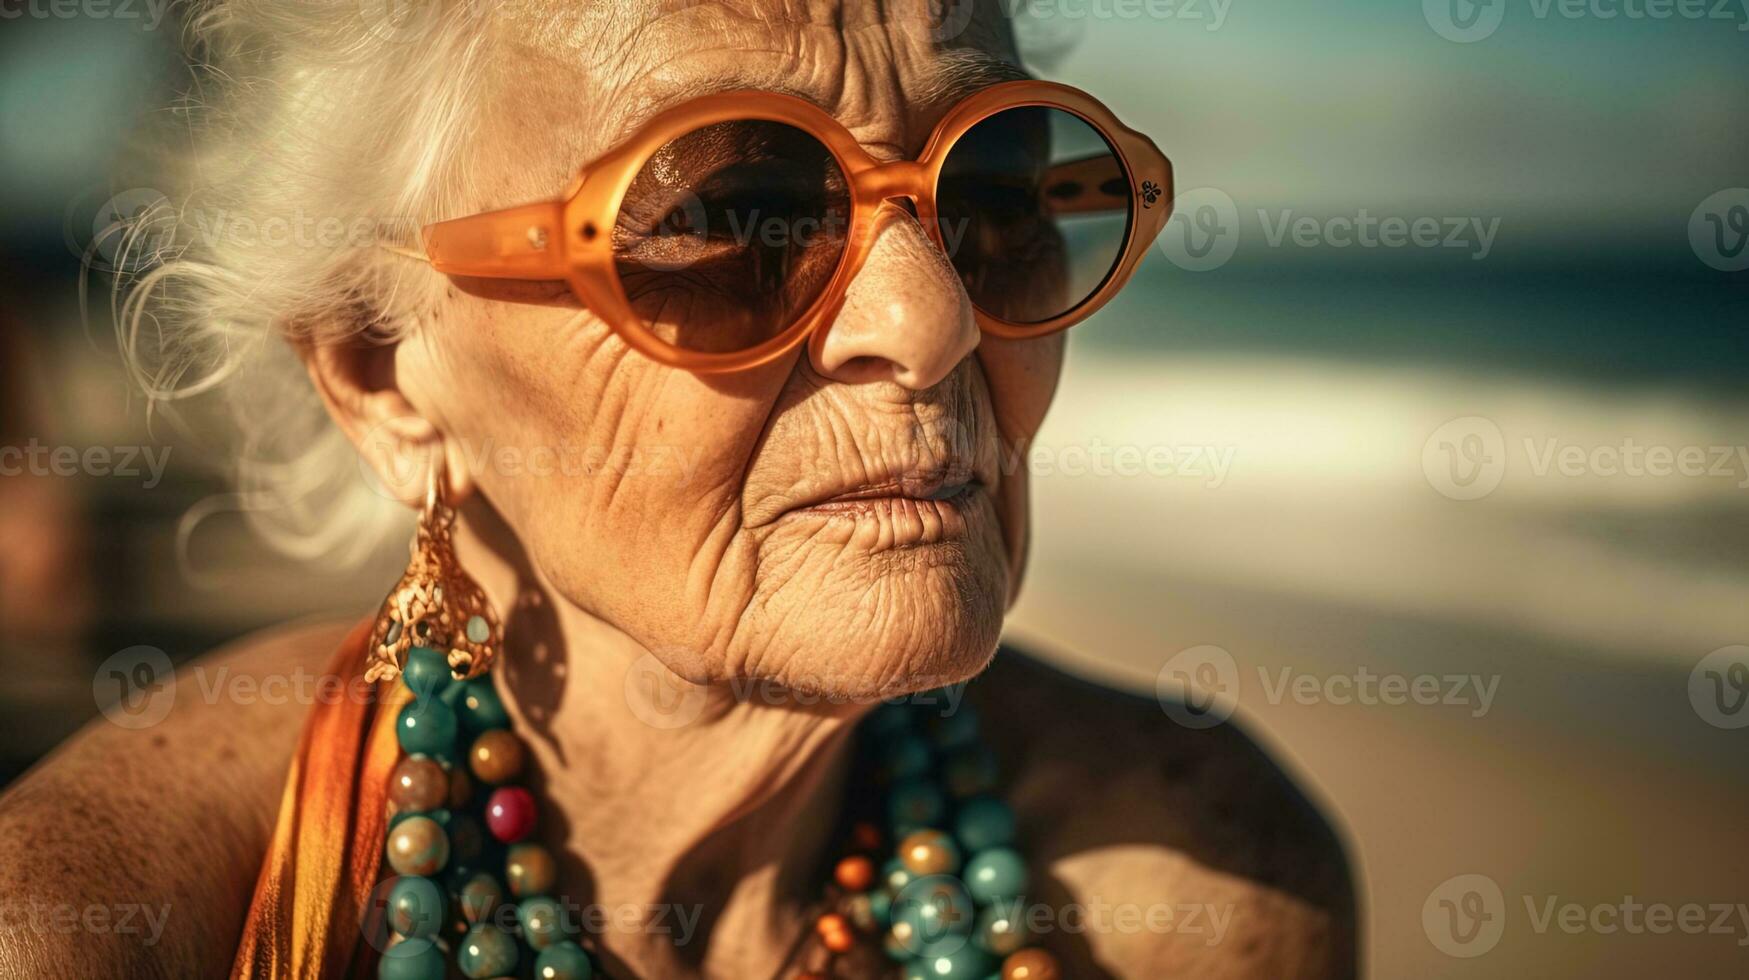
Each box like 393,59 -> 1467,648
468,729 -> 525,784
898,829 -> 961,876
835,855 -> 876,892
816,912 -> 855,954
1002,948 -> 1062,980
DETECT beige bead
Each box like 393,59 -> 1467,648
388,755 -> 447,812
385,815 -> 449,877
468,729 -> 525,785
505,842 -> 557,898
898,829 -> 961,876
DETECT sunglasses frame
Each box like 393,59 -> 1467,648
421,79 -> 1174,373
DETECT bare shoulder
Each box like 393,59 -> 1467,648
968,647 -> 1358,980
0,618 -> 356,979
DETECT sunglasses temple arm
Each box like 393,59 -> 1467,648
420,200 -> 570,279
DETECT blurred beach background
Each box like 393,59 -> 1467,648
1,1 -> 1746,977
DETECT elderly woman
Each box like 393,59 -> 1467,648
0,1 -> 1352,977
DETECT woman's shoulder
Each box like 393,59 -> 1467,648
966,645 -> 1358,980
0,617 -> 355,978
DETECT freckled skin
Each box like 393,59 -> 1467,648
0,2 -> 1355,977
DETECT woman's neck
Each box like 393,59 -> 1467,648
456,510 -> 873,977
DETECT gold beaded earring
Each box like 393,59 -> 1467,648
364,456 -> 502,685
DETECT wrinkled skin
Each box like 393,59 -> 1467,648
355,0 -> 1061,699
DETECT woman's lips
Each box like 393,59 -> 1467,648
777,479 -> 985,544
801,479 -> 977,513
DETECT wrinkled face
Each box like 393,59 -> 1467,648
396,0 -> 1065,697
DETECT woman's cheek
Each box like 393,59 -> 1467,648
978,333 -> 1067,444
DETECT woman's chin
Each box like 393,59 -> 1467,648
715,553 -> 1010,704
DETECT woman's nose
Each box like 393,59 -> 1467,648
809,203 -> 980,389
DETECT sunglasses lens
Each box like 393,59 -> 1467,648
937,106 -> 1133,326
612,120 -> 851,355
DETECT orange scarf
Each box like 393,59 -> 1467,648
231,620 -> 410,979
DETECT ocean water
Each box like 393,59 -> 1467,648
1076,246 -> 1749,395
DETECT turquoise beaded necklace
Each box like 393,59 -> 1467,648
369,647 -> 1060,980
375,646 -> 592,980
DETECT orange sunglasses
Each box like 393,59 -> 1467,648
414,80 -> 1173,373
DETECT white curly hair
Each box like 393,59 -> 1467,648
111,0 -> 489,564
110,0 -> 1027,567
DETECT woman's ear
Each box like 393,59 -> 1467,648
294,330 -> 474,508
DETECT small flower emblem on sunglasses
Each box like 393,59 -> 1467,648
1140,180 -> 1163,208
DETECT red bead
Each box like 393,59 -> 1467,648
485,786 -> 536,843
850,821 -> 882,851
